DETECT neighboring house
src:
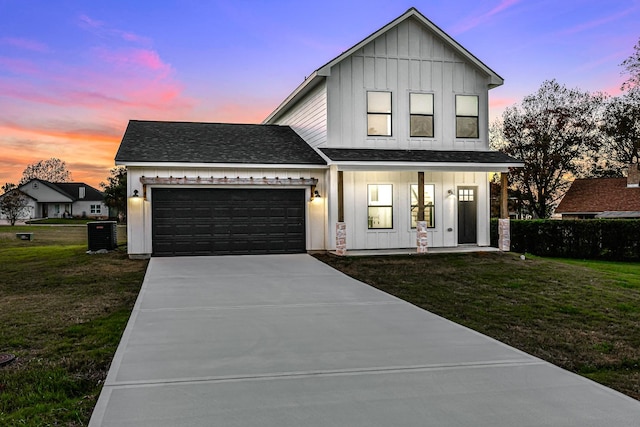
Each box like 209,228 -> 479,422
15,179 -> 108,219
117,7 -> 522,258
555,166 -> 640,219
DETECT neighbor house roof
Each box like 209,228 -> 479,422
264,7 -> 503,124
115,120 -> 327,166
319,148 -> 523,170
20,180 -> 104,202
555,178 -> 640,214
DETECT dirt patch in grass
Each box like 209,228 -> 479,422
0,225 -> 147,426
314,252 -> 640,400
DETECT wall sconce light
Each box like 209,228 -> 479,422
132,189 -> 139,198
447,189 -> 454,196
314,190 -> 321,199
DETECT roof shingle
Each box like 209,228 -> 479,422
319,148 -> 521,164
555,178 -> 640,214
116,120 -> 327,165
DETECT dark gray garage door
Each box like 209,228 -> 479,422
152,188 -> 306,256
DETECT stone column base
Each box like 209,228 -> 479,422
498,218 -> 510,251
336,222 -> 347,256
416,221 -> 428,254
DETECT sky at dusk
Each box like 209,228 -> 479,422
1,0 -> 639,188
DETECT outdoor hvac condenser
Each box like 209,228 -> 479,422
87,221 -> 118,251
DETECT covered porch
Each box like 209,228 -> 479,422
320,148 -> 522,254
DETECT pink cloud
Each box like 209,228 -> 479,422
95,47 -> 172,78
0,56 -> 40,74
451,0 -> 520,34
490,97 -> 517,109
0,37 -> 49,52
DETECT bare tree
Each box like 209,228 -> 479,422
495,80 -> 604,218
601,91 -> 640,166
1,183 -> 30,226
20,158 -> 72,185
621,37 -> 640,91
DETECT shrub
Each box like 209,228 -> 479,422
492,219 -> 640,261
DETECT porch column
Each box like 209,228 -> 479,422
498,172 -> 511,252
416,171 -> 428,253
336,171 -> 347,256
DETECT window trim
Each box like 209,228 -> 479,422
410,184 -> 436,229
367,91 -> 392,137
455,94 -> 479,139
367,184 -> 393,230
90,204 -> 102,214
409,92 -> 434,138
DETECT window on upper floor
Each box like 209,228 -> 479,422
410,184 -> 435,228
367,91 -> 392,136
368,184 -> 393,229
410,93 -> 434,137
456,95 -> 479,139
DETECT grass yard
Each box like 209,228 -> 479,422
0,225 -> 148,426
314,252 -> 640,400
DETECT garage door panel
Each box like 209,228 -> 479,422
152,188 -> 306,256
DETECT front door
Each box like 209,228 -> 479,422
457,187 -> 477,244
42,204 -> 48,218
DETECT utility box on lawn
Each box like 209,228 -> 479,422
87,221 -> 118,251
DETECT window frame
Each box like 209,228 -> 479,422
90,204 -> 101,214
409,184 -> 436,229
367,91 -> 392,137
367,184 -> 393,230
455,94 -> 479,139
409,92 -> 434,138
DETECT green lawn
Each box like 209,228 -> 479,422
0,226 -> 147,426
2,231 -> 638,425
314,252 -> 640,400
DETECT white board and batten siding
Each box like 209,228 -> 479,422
342,171 -> 490,250
273,81 -> 328,148
326,17 -> 492,151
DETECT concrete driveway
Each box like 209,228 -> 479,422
90,254 -> 640,426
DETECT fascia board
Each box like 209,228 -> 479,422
116,161 -> 329,170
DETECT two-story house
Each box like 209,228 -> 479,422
117,8 -> 522,258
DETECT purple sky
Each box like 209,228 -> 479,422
1,0 -> 638,187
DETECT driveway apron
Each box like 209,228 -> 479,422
90,254 -> 640,426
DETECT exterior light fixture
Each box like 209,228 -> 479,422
314,190 -> 321,199
132,189 -> 139,198
447,189 -> 454,196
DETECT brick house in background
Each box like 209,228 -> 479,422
555,165 -> 640,219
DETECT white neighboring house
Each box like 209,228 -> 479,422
9,179 -> 108,219
117,7 -> 522,258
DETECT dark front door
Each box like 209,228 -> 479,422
152,188 -> 306,256
457,187 -> 477,244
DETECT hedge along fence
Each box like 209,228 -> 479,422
490,219 -> 640,261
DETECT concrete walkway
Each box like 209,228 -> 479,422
90,254 -> 640,426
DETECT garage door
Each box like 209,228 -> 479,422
152,188 -> 306,256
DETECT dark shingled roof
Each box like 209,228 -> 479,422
21,180 -> 104,201
319,148 -> 522,164
555,178 -> 640,214
116,120 -> 327,165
